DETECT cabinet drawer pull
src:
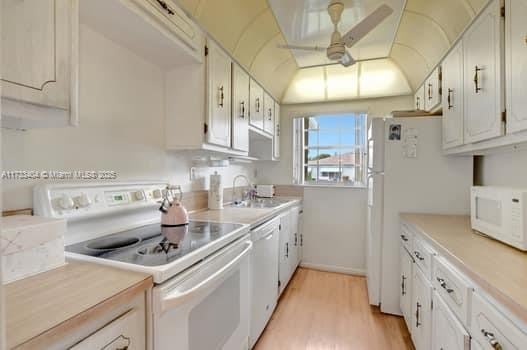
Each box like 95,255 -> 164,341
447,88 -> 454,109
400,234 -> 409,242
218,86 -> 225,108
415,302 -> 422,328
436,277 -> 454,293
473,66 -> 483,93
481,329 -> 503,350
156,0 -> 175,15
428,83 -> 433,100
414,251 -> 424,261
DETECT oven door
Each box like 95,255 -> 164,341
153,237 -> 252,350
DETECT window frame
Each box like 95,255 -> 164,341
292,113 -> 368,188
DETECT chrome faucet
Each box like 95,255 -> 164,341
232,175 -> 252,204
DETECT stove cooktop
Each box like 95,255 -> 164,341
66,221 -> 245,267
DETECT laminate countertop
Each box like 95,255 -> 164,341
5,260 -> 152,349
190,198 -> 302,228
401,213 -> 527,324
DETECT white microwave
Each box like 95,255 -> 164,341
471,186 -> 527,251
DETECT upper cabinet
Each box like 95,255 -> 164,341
424,67 -> 442,112
414,85 -> 425,111
263,92 -> 275,135
206,40 -> 232,148
505,0 -> 527,134
232,63 -> 250,152
273,102 -> 281,160
463,0 -> 504,144
442,42 -> 465,149
1,0 -> 79,128
250,79 -> 264,130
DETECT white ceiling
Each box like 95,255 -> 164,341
268,0 -> 406,67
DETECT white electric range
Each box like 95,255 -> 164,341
34,182 -> 253,350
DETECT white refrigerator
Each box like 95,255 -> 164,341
366,116 -> 473,315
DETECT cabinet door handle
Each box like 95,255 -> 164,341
473,66 -> 483,93
219,86 -> 224,108
276,124 -> 280,136
414,251 -> 424,261
294,233 -> 298,246
400,234 -> 408,242
416,96 -> 420,110
436,277 -> 454,293
268,108 -> 272,120
240,101 -> 245,118
285,242 -> 289,258
415,302 -> 421,328
300,234 -> 303,246
156,0 -> 175,15
256,98 -> 260,113
447,88 -> 454,109
481,329 -> 503,350
401,275 -> 406,296
428,83 -> 433,100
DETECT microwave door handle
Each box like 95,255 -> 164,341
160,241 -> 253,313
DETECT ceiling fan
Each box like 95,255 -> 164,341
278,1 -> 394,67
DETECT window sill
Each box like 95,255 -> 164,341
292,184 -> 367,190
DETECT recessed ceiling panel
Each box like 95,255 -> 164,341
268,0 -> 406,67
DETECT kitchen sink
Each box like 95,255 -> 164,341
229,198 -> 290,209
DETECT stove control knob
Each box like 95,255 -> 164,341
134,191 -> 145,201
59,194 -> 75,210
78,193 -> 92,208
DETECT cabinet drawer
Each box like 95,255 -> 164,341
70,308 -> 143,349
412,236 -> 436,280
432,256 -> 473,327
400,223 -> 414,252
432,292 -> 470,350
471,292 -> 527,350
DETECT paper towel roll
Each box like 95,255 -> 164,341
208,171 -> 223,210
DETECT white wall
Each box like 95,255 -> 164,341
257,96 -> 414,274
478,147 -> 527,187
1,25 -> 254,210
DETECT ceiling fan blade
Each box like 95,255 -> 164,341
340,51 -> 356,67
276,44 -> 326,52
341,4 -> 394,48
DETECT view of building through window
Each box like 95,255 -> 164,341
295,114 -> 367,186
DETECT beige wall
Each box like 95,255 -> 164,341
1,25 -> 255,211
478,147 -> 527,187
256,95 -> 413,274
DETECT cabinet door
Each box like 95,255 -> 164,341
415,85 -> 425,111
463,0 -> 504,143
273,102 -> 281,159
411,268 -> 433,350
425,67 -> 442,112
431,292 -> 470,350
207,41 -> 232,147
232,64 -> 249,152
249,79 -> 264,130
2,0 -> 77,114
263,92 -> 274,134
442,42 -> 465,149
505,0 -> 527,134
278,213 -> 291,295
400,246 -> 413,329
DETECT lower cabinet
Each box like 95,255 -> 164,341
400,246 -> 414,327
431,292 -> 470,350
411,266 -> 433,350
278,207 -> 303,296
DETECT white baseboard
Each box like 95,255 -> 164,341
300,262 -> 366,276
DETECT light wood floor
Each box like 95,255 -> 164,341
254,268 -> 414,350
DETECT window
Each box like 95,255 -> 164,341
293,113 -> 367,187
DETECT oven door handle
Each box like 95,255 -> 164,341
160,240 -> 253,313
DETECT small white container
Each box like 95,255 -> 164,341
1,215 -> 66,284
208,171 -> 223,210
256,185 -> 275,198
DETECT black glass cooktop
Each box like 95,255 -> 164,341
66,221 -> 244,267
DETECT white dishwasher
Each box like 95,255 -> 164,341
249,217 -> 280,348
